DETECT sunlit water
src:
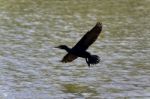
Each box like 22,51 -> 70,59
0,0 -> 150,99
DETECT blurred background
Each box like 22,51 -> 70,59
0,0 -> 150,99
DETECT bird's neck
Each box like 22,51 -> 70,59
63,46 -> 71,52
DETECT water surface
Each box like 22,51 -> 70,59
0,0 -> 150,99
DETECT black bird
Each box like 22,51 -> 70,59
55,22 -> 102,67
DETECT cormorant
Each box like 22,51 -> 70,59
55,22 -> 102,67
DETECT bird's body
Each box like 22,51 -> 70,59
56,22 -> 102,67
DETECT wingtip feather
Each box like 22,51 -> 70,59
96,22 -> 102,28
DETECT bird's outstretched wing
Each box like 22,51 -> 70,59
61,53 -> 78,62
72,22 -> 102,51
61,22 -> 102,63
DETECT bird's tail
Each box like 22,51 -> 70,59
86,55 -> 100,67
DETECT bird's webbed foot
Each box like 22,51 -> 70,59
85,55 -> 100,67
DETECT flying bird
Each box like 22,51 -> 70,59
55,22 -> 102,67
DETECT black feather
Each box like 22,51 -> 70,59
55,22 -> 102,66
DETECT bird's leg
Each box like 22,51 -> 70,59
85,58 -> 90,67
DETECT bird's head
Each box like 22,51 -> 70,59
55,45 -> 68,49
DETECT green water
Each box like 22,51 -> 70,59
0,0 -> 150,99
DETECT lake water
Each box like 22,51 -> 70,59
0,0 -> 150,99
